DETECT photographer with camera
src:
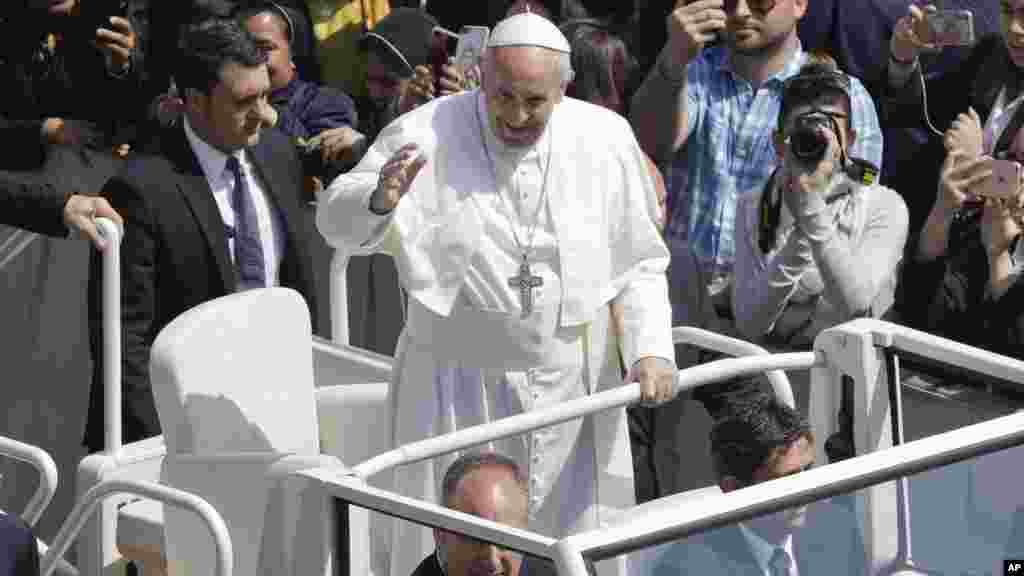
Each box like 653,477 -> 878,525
732,56 -> 908,353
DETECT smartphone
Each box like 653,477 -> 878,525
978,158 -> 1022,199
926,9 -> 974,47
431,26 -> 460,94
456,26 -> 489,72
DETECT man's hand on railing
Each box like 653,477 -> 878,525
629,356 -> 677,406
63,195 -> 123,251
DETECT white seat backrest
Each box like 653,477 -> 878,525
149,288 -> 319,455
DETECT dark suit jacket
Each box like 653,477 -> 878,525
0,513 -> 39,575
409,550 -> 559,576
0,169 -> 68,237
85,124 -> 318,452
651,499 -> 866,576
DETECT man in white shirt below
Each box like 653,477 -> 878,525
650,395 -> 866,576
317,11 -> 676,576
85,18 -> 319,453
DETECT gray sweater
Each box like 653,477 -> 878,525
732,173 -> 909,348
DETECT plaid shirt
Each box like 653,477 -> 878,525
664,44 -> 884,281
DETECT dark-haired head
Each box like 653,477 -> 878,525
710,394 -> 814,489
710,395 -> 815,543
237,2 -> 297,91
562,20 -> 633,115
176,19 -> 274,153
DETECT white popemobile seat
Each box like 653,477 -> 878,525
148,287 -> 378,576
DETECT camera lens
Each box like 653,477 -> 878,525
789,116 -> 829,164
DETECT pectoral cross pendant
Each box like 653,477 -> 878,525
508,256 -> 543,318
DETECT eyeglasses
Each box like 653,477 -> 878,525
724,0 -> 777,15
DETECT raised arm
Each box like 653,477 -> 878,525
629,0 -> 725,164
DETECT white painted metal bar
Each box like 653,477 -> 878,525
351,352 -> 820,479
329,251 -> 350,345
0,230 -> 39,271
852,318 -> 1024,385
97,217 -> 123,454
312,335 -> 393,377
298,469 -> 557,558
672,326 -> 795,408
556,408 -> 1024,572
0,435 -> 58,527
40,479 -> 232,576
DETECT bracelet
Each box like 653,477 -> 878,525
656,54 -> 686,88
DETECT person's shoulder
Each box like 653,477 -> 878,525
557,98 -> 634,147
649,532 -> 732,575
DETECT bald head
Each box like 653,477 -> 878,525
435,454 -> 529,576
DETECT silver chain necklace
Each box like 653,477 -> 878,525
474,94 -> 554,317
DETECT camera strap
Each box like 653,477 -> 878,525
758,168 -> 783,255
993,98 -> 1024,158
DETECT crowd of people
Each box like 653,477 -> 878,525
2,0 -> 1024,573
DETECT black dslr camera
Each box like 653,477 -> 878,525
787,112 -> 835,165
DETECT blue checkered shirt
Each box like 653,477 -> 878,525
663,44 -> 884,281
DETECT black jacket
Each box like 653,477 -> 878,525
85,124 -> 319,451
0,3 -> 148,170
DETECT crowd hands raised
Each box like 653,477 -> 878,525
2,0 -> 1024,567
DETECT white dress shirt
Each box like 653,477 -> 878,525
739,523 -> 799,576
183,117 -> 284,287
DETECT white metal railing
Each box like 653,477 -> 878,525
672,325 -> 795,408
41,479 -> 233,576
0,435 -> 58,527
97,217 -> 123,454
857,318 -> 1024,386
350,352 -> 818,480
0,229 -> 39,271
552,407 -> 1024,574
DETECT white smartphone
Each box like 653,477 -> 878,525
456,26 -> 489,72
926,9 -> 974,47
979,158 -> 1022,199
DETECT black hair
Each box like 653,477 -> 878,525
174,18 -> 269,96
777,52 -> 851,131
235,1 -> 295,45
441,452 -> 526,509
561,19 -> 635,114
710,395 -> 813,486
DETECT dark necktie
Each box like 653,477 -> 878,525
225,155 -> 266,288
769,546 -> 795,576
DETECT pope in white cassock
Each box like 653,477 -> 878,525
316,12 -> 676,576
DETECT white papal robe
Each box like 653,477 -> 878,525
317,91 -> 673,576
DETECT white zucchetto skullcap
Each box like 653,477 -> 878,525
487,12 -> 571,54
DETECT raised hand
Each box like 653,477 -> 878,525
890,4 -> 939,63
944,107 -> 983,158
664,0 -> 727,69
370,143 -> 429,214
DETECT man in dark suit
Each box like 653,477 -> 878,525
411,452 -> 556,576
85,18 -> 318,452
651,396 -> 866,575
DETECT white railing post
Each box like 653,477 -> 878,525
329,250 -> 349,346
0,436 -> 58,527
96,218 -> 123,455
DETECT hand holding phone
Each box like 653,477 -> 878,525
925,9 -> 974,47
431,27 -> 460,95
978,158 -> 1023,200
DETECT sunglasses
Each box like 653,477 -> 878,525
724,0 -> 777,15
